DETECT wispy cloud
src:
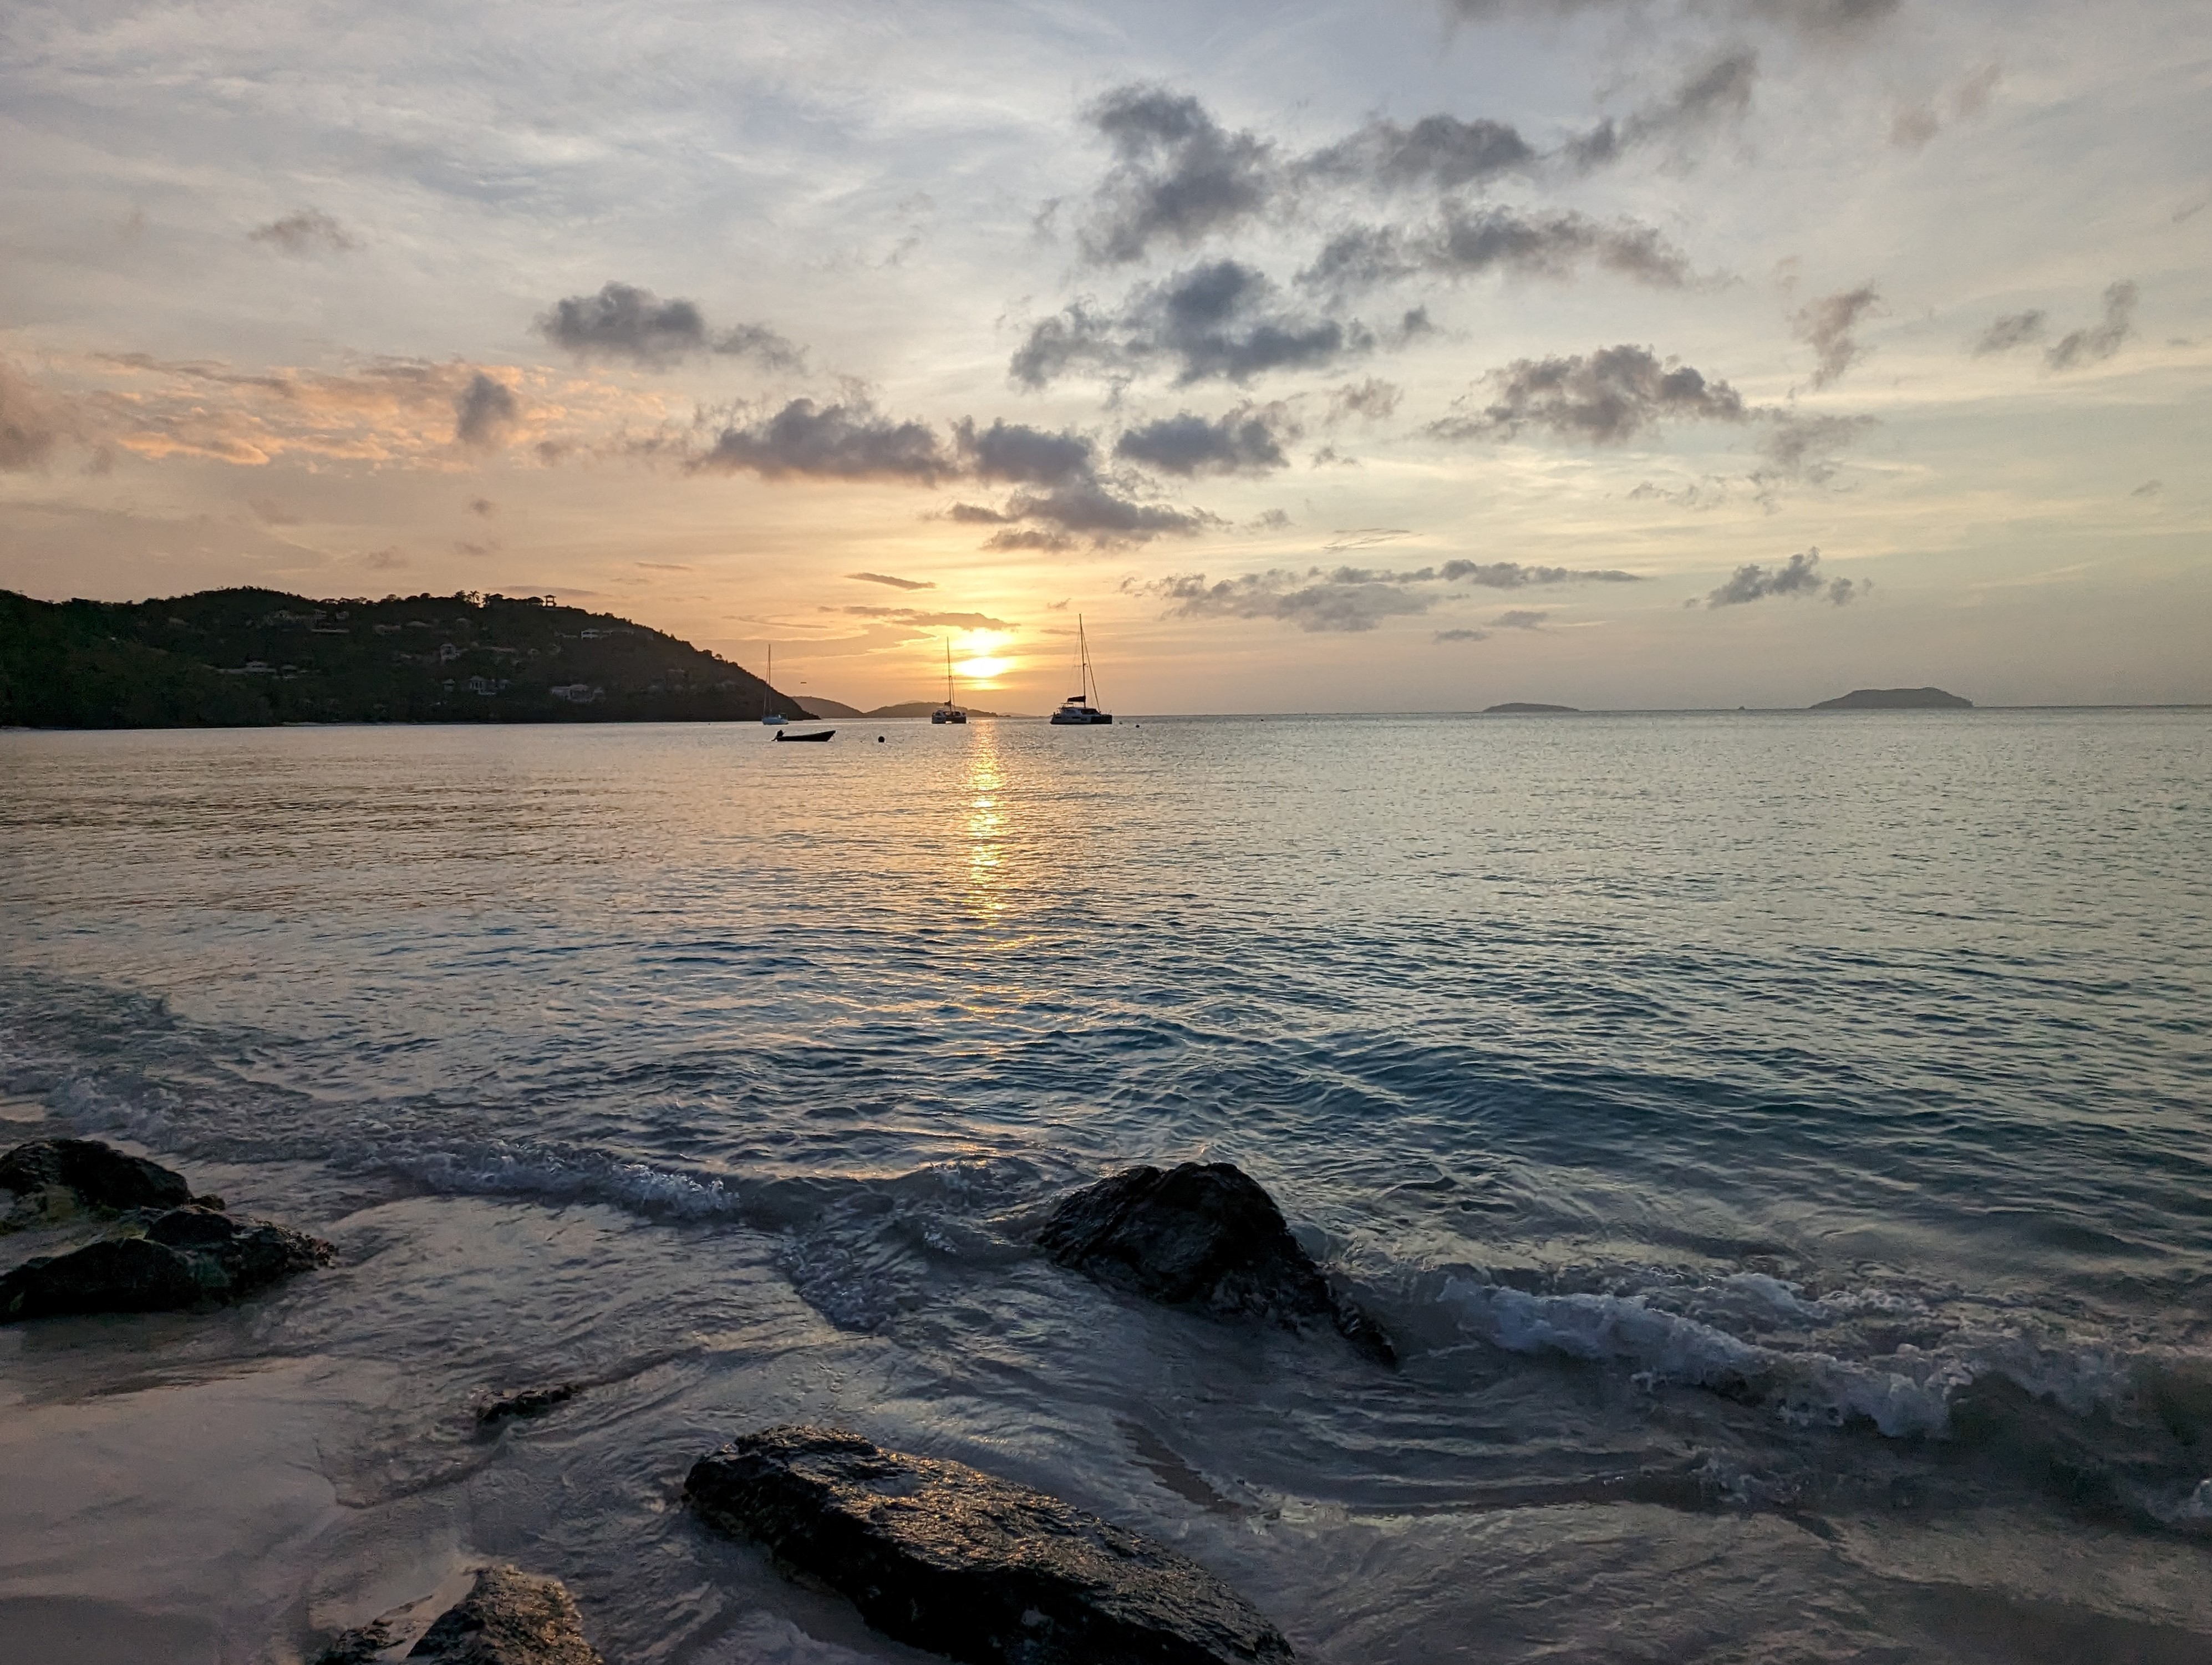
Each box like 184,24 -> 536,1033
1792,283 -> 1881,388
1141,558 -> 1638,633
1430,344 -> 1747,444
2045,281 -> 2137,371
248,207 -> 358,256
848,571 -> 935,590
1696,546 -> 1862,607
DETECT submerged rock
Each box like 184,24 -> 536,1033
1038,1162 -> 1394,1364
476,1383 -> 579,1429
0,1203 -> 333,1322
314,1567 -> 601,1665
0,1137 -> 199,1218
687,1425 -> 1295,1665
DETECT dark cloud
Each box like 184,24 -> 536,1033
1433,628 -> 1491,643
1304,115 -> 1534,192
848,571 -> 935,590
690,398 -> 958,483
1493,609 -> 1549,628
1114,404 -> 1294,476
1013,260 -> 1364,388
1792,283 -> 1880,388
537,282 -> 801,370
1971,309 -> 2047,356
469,496 -> 496,516
1701,546 -> 1860,607
1431,344 -> 1747,444
2131,479 -> 2163,498
1302,206 -> 1690,293
1146,569 -> 1438,632
944,502 -> 1013,523
1142,556 -> 1635,633
2046,281 -> 2137,371
248,208 -> 357,256
1079,85 -> 1280,264
992,480 -> 1211,547
452,374 -> 520,450
0,361 -> 70,470
953,417 -> 1096,483
1329,378 -> 1405,422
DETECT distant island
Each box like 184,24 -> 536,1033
1484,702 -> 1578,714
1811,688 -> 1974,710
0,587 -> 807,728
850,700 -> 1028,719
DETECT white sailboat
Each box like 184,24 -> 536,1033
931,639 -> 968,725
1049,616 -> 1113,725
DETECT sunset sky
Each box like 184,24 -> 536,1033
2,0 -> 2206,712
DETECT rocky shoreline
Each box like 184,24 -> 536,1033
0,1137 -> 1397,1663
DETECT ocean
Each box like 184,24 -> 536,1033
2,709 -> 2208,1663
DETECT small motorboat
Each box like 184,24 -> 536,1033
774,728 -> 834,742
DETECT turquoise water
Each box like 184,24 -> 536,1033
2,711 -> 2208,1661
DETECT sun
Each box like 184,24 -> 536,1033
955,656 -> 1012,681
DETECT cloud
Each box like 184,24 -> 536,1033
1329,378 -> 1404,422
841,605 -> 1015,630
848,571 -> 936,590
1077,85 -> 1282,264
1890,63 -> 2002,151
690,398 -> 958,483
1433,628 -> 1491,643
1792,283 -> 1880,388
0,361 -> 72,470
1445,0 -> 1901,43
452,373 -> 521,450
2045,280 -> 2137,371
2131,479 -> 2163,498
469,497 -> 496,516
1114,404 -> 1294,476
1568,49 -> 1760,168
990,480 -> 1211,547
953,417 -> 1096,483
1304,115 -> 1534,192
1013,259 -> 1364,388
1971,309 -> 2047,356
1493,609 -> 1549,628
1140,558 -> 1639,633
1431,344 -> 1747,444
1700,546 -> 1860,606
1301,205 -> 1690,293
537,282 -> 802,370
248,208 -> 358,256
1753,409 -> 1875,487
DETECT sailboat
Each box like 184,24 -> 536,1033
760,644 -> 787,727
1049,615 -> 1113,725
931,639 -> 968,725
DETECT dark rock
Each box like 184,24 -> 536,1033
311,1618 -> 399,1665
0,1137 -> 195,1215
406,1567 -> 602,1664
0,1204 -> 333,1322
686,1425 -> 1295,1665
1038,1163 -> 1394,1364
476,1383 -> 578,1429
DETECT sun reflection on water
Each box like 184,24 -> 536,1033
961,720 -> 1008,921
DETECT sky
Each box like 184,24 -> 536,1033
2,0 -> 2207,712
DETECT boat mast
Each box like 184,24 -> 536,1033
944,637 -> 954,706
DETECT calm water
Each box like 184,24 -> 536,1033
1,711 -> 2208,1663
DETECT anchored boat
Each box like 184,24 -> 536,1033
1049,616 -> 1113,726
931,639 -> 968,725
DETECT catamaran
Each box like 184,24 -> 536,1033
1049,616 -> 1113,726
931,639 -> 968,725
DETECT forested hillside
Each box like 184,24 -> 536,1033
0,588 -> 805,728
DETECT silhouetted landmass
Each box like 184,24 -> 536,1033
1812,687 -> 1973,710
792,696 -> 863,719
0,587 -> 807,728
862,700 -> 1027,719
1484,702 -> 1578,714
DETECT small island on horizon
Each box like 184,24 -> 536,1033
1483,702 -> 1579,714
1811,687 -> 1974,710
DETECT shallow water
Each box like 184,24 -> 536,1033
1,710 -> 2208,1662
